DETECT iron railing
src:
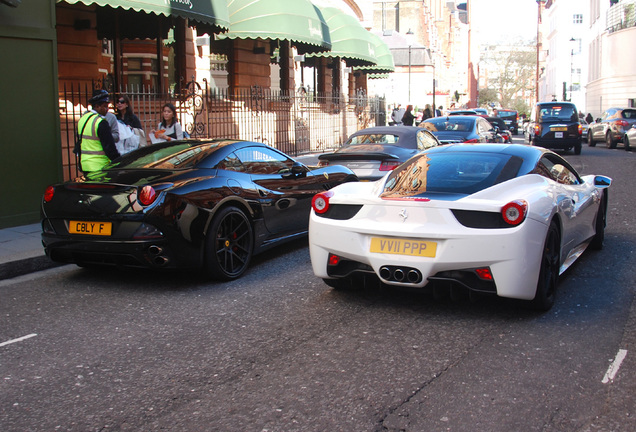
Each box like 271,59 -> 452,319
58,79 -> 386,180
607,0 -> 636,33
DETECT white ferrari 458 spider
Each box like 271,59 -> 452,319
309,144 -> 611,310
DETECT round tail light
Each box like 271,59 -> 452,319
138,185 -> 158,206
501,200 -> 528,226
43,186 -> 55,203
312,191 -> 334,214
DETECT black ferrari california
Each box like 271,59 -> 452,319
41,139 -> 357,280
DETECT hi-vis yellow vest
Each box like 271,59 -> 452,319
78,112 -> 110,172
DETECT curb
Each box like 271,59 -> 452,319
0,256 -> 65,281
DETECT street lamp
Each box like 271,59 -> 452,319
406,29 -> 414,103
569,37 -> 576,102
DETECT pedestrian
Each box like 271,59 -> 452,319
77,90 -> 121,173
390,104 -> 403,125
116,95 -> 146,153
422,104 -> 433,121
402,105 -> 416,126
151,103 -> 183,142
586,113 -> 594,124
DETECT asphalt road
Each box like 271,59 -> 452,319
1,141 -> 635,432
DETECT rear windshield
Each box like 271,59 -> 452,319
538,105 -> 578,122
423,117 -> 475,132
108,141 -> 223,170
621,109 -> 636,119
346,133 -> 399,145
381,152 -> 523,198
496,111 -> 517,119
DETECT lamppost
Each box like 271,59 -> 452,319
406,29 -> 414,103
569,37 -> 576,102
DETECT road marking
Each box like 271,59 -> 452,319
602,349 -> 628,384
0,333 -> 37,347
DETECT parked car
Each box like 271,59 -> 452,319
473,108 -> 489,116
580,119 -> 590,140
495,109 -> 520,134
317,126 -> 440,181
623,123 -> 636,151
526,102 -> 582,154
421,115 -> 499,144
41,139 -> 358,280
485,116 -> 512,143
308,144 -> 611,311
587,107 -> 636,149
448,109 -> 478,116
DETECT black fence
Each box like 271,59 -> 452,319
58,79 -> 386,180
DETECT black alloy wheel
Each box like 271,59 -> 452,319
590,193 -> 607,250
532,221 -> 561,311
205,206 -> 253,280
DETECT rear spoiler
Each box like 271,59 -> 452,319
318,152 -> 399,161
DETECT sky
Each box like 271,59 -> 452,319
471,0 -> 539,44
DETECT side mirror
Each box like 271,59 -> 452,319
594,175 -> 612,188
282,161 -> 308,178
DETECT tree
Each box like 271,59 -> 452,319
480,44 -> 536,111
477,88 -> 498,108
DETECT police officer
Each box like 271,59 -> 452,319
77,90 -> 121,173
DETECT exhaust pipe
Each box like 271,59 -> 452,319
153,256 -> 169,266
148,245 -> 163,256
393,268 -> 405,282
380,266 -> 391,280
408,269 -> 421,283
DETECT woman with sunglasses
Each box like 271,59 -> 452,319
115,95 -> 146,153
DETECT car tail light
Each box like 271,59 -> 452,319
379,160 -> 400,171
464,138 -> 479,143
501,200 -> 528,226
534,124 -> 542,135
138,185 -> 158,206
328,253 -> 340,266
616,120 -> 629,127
318,160 -> 329,167
43,186 -> 55,203
312,191 -> 334,214
475,267 -> 493,281
578,124 -> 583,135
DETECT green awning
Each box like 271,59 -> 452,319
306,6 -> 377,67
59,0 -> 230,34
221,0 -> 331,54
355,32 -> 394,75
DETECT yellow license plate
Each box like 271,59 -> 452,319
370,237 -> 437,257
69,221 -> 112,236
552,127 -> 567,132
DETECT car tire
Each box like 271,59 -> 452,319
204,206 -> 253,281
323,277 -> 354,290
590,192 -> 607,250
606,131 -> 617,149
588,131 -> 596,147
531,221 -> 560,311
625,135 -> 632,151
574,141 -> 582,155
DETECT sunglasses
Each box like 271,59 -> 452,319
117,100 -> 126,104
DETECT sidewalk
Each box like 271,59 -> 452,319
0,223 -> 61,280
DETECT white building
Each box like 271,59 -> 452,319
541,0 -> 589,114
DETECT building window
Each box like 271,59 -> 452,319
573,14 -> 583,24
